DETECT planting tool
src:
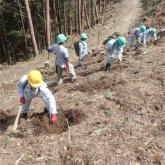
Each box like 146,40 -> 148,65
13,105 -> 22,132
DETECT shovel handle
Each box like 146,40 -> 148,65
13,105 -> 22,131
48,51 -> 50,60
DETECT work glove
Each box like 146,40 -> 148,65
47,48 -> 52,53
50,114 -> 57,124
63,63 -> 69,72
20,96 -> 25,104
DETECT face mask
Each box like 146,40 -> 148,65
30,85 -> 38,91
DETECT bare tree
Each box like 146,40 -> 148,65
24,0 -> 39,56
75,0 -> 78,34
52,0 -> 59,35
78,0 -> 81,33
0,0 -> 115,64
46,0 -> 50,47
67,0 -> 72,34
94,0 -> 99,22
81,0 -> 85,32
56,0 -> 62,33
63,2 -> 67,34
84,0 -> 91,29
0,10 -> 11,64
17,0 -> 28,59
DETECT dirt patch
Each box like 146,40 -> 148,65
30,109 -> 85,136
2,109 -> 86,137
71,76 -> 126,93
59,145 -> 90,165
0,111 -> 15,132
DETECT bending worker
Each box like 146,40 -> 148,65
146,27 -> 157,42
128,25 -> 147,48
17,70 -> 57,124
104,36 -> 126,71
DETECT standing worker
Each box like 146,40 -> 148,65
104,36 -> 126,71
128,25 -> 147,48
17,70 -> 57,124
74,33 -> 88,67
48,34 -> 76,85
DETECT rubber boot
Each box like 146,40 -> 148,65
105,63 -> 111,71
20,112 -> 28,119
44,107 -> 48,114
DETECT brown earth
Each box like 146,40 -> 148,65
0,0 -> 165,164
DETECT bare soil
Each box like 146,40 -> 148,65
0,0 -> 165,164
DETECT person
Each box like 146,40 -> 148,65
104,36 -> 126,71
75,33 -> 88,67
128,25 -> 147,48
146,27 -> 157,42
17,70 -> 57,124
48,34 -> 76,85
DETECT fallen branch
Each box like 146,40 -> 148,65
65,118 -> 71,144
15,153 -> 25,165
22,156 -> 56,164
59,108 -> 72,144
1,84 -> 5,94
90,127 -> 109,136
36,156 -> 56,161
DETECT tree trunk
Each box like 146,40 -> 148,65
18,0 -> 28,60
0,10 -> 11,64
99,0 -> 101,14
43,0 -> 47,49
24,0 -> 39,57
102,0 -> 105,14
84,0 -> 91,29
67,0 -> 72,34
91,0 -> 96,26
46,0 -> 50,48
95,0 -> 99,22
105,0 -> 108,10
75,0 -> 78,34
56,0 -> 61,33
78,0 -> 81,33
53,0 -> 59,35
103,0 -> 106,12
81,0 -> 84,31
63,2 -> 67,34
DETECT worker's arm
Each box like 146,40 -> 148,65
142,32 -> 147,46
153,33 -> 158,40
105,41 -> 113,57
16,75 -> 28,104
79,42 -> 84,59
115,47 -> 124,61
48,44 -> 56,53
40,85 -> 57,124
16,75 -> 28,97
63,48 -> 69,64
40,85 -> 57,115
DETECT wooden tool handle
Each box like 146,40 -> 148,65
13,105 -> 22,131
